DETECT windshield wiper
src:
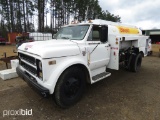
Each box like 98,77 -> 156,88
61,37 -> 70,39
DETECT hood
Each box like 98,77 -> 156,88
18,40 -> 80,58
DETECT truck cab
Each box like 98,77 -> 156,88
16,19 -> 149,108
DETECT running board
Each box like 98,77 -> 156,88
92,72 -> 111,83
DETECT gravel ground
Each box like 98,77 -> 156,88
0,56 -> 160,120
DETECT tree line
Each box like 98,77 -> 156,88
0,0 -> 121,37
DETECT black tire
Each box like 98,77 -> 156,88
130,53 -> 142,72
54,66 -> 86,108
124,54 -> 133,71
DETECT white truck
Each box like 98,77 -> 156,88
16,19 -> 149,108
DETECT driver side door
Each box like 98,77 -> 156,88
87,25 -> 110,71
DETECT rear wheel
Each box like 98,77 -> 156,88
54,66 -> 86,108
130,53 -> 142,72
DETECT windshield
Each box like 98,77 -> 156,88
54,25 -> 90,40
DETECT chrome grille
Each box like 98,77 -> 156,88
19,53 -> 36,65
20,61 -> 37,75
18,52 -> 43,80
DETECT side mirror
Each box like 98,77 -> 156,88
100,26 -> 108,43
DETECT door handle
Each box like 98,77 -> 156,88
89,42 -> 100,45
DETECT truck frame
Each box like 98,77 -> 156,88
16,19 -> 149,108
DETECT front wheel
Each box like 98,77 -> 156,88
54,66 -> 86,108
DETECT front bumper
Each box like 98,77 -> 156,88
16,66 -> 49,97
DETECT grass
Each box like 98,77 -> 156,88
0,45 -> 17,64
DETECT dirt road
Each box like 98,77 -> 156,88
0,56 -> 160,120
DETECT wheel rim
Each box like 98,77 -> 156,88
64,77 -> 80,99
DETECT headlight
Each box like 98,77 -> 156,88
39,72 -> 43,78
36,60 -> 43,80
38,61 -> 42,71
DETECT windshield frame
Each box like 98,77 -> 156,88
54,25 -> 90,41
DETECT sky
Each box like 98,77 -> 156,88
99,0 -> 160,30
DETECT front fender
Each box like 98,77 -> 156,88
45,56 -> 91,94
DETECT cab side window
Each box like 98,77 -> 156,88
88,25 -> 101,41
92,30 -> 100,41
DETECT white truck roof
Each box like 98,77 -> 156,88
65,19 -> 142,36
